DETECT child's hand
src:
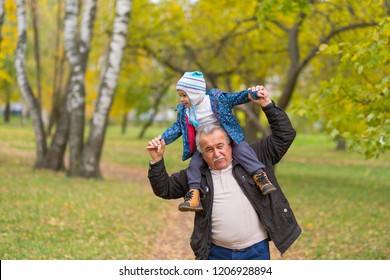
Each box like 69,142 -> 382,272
146,136 -> 165,163
145,136 -> 162,151
248,85 -> 272,107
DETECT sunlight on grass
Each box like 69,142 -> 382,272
1,123 -> 389,259
0,148 -> 169,260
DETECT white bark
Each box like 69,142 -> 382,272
0,0 -> 5,50
15,0 -> 47,167
80,0 -> 132,178
64,0 -> 97,175
64,0 -> 80,67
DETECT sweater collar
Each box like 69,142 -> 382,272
210,161 -> 233,176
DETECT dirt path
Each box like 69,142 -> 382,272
101,162 -> 195,259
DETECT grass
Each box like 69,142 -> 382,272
0,123 -> 389,259
0,153 -> 167,259
278,134 -> 390,259
0,124 -> 172,260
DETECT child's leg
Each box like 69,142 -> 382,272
233,141 -> 276,195
178,150 -> 203,212
187,150 -> 203,191
232,141 -> 265,175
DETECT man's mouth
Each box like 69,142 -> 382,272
213,157 -> 225,163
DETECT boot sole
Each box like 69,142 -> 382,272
178,206 -> 203,212
262,186 -> 277,195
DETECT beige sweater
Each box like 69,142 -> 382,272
210,163 -> 268,250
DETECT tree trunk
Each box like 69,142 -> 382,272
138,78 -> 172,139
4,101 -> 10,123
40,80 -> 71,171
1,1 -> 8,124
336,138 -> 347,151
243,103 -> 259,143
121,111 -> 128,134
40,100 -> 69,170
235,104 -> 271,138
0,0 -> 4,51
79,0 -> 132,178
274,14 -> 376,110
47,52 -> 66,136
29,0 -> 42,108
48,0 -> 66,136
64,0 -> 97,176
277,21 -> 301,110
15,0 -> 47,167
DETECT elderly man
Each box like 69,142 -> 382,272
146,86 -> 301,260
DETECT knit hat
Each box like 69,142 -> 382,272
176,71 -> 206,106
176,71 -> 206,127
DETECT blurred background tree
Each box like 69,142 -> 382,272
0,0 -> 388,178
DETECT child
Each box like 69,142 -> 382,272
146,71 -> 276,212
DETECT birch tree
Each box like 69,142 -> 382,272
15,0 -> 47,167
29,0 -> 42,107
0,0 -> 4,51
64,0 -> 97,176
79,0 -> 132,178
47,0 -> 66,136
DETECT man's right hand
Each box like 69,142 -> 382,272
146,136 -> 165,164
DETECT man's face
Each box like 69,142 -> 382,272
199,129 -> 232,170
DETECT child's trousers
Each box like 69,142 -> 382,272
187,141 -> 265,190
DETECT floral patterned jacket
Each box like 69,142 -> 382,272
161,88 -> 254,161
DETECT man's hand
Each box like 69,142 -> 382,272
145,136 -> 166,164
248,85 -> 272,108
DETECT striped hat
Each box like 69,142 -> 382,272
176,71 -> 206,106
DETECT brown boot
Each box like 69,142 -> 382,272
253,172 -> 277,195
178,189 -> 203,212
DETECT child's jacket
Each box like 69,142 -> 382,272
161,88 -> 253,161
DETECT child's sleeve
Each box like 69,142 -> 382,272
225,89 -> 257,107
161,120 -> 182,145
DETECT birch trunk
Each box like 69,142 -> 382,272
48,0 -> 65,136
30,0 -> 42,107
79,0 -> 132,178
40,2 -> 69,171
15,0 -> 47,167
0,0 -> 4,51
40,74 -> 72,171
64,0 -> 97,176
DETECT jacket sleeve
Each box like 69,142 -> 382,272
225,89 -> 253,107
147,158 -> 188,199
161,119 -> 182,145
161,106 -> 183,145
251,101 -> 296,166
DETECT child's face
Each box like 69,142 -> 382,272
177,90 -> 192,108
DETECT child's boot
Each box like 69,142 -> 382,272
253,172 -> 277,195
178,189 -> 203,212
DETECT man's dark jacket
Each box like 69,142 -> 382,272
148,101 -> 302,260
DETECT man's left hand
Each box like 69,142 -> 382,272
146,136 -> 166,164
248,85 -> 272,107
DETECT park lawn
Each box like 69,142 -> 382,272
0,124 -> 171,260
0,123 -> 389,259
278,135 -> 390,259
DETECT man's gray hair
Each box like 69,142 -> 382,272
195,124 -> 231,153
